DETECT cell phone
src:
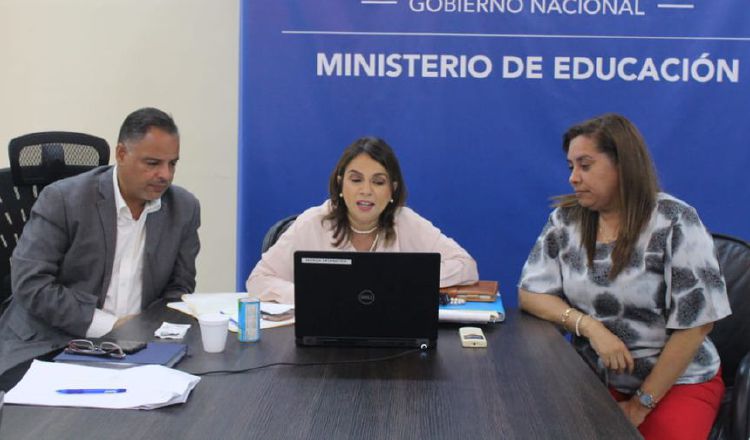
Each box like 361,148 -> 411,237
93,339 -> 147,354
459,327 -> 487,348
112,340 -> 147,354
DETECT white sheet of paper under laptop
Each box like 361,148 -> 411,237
5,360 -> 200,410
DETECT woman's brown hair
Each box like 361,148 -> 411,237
324,137 -> 407,247
555,113 -> 660,279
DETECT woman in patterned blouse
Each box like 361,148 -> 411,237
518,113 -> 731,440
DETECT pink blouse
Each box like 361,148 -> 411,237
245,200 -> 479,304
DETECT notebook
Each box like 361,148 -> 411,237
439,296 -> 506,323
294,251 -> 440,348
54,342 -> 187,368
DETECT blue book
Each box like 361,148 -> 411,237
439,296 -> 506,323
54,342 -> 187,368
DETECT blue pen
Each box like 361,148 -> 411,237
56,388 -> 127,394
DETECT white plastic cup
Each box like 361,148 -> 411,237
198,313 -> 229,353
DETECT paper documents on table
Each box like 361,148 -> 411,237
439,296 -> 506,324
5,360 -> 200,410
167,292 -> 294,330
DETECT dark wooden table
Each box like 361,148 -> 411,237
0,302 -> 642,440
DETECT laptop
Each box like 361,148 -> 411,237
294,251 -> 440,348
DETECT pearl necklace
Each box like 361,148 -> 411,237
349,224 -> 380,251
368,232 -> 380,252
350,225 -> 378,234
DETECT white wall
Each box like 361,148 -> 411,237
0,0 -> 239,292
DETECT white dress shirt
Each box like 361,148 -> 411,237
85,167 -> 161,337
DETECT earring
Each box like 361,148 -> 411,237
339,193 -> 343,198
389,199 -> 394,203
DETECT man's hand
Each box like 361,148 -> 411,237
113,314 -> 138,329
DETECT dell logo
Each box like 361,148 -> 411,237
358,289 -> 375,305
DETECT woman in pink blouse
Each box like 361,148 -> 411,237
245,136 -> 479,304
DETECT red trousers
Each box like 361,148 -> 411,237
610,370 -> 724,440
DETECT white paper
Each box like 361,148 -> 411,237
165,301 -> 192,316
219,304 -> 294,330
438,309 -> 503,324
154,322 -> 192,339
5,361 -> 200,410
260,302 -> 294,314
168,292 -> 295,330
180,292 -> 247,316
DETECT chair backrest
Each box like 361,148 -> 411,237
0,169 -> 38,313
0,132 -> 110,313
261,215 -> 297,253
709,233 -> 750,387
9,131 -> 109,186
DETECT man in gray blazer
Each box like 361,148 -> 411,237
0,108 -> 200,385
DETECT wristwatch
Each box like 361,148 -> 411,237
636,389 -> 657,410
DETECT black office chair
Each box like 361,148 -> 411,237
0,132 -> 109,314
708,233 -> 750,440
9,131 -> 109,186
0,390 -> 4,430
261,214 -> 297,253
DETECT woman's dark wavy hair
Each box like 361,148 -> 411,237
324,137 -> 407,247
555,113 -> 660,279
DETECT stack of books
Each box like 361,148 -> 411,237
439,280 -> 505,324
440,280 -> 498,302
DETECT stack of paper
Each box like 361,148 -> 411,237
5,360 -> 200,410
167,292 -> 294,330
439,296 -> 506,324
179,292 -> 246,316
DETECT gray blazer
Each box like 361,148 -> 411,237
0,166 -> 200,375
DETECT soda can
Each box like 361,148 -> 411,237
238,297 -> 260,342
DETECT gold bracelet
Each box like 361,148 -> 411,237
560,307 -> 574,329
575,313 -> 586,337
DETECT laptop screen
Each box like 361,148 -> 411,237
294,251 -> 440,347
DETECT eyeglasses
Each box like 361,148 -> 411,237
65,339 -> 126,359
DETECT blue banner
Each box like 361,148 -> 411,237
239,1 -> 750,307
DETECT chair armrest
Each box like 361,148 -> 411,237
731,351 -> 750,440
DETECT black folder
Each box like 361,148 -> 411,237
54,342 -> 187,368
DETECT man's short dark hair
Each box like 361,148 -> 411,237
117,107 -> 179,145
